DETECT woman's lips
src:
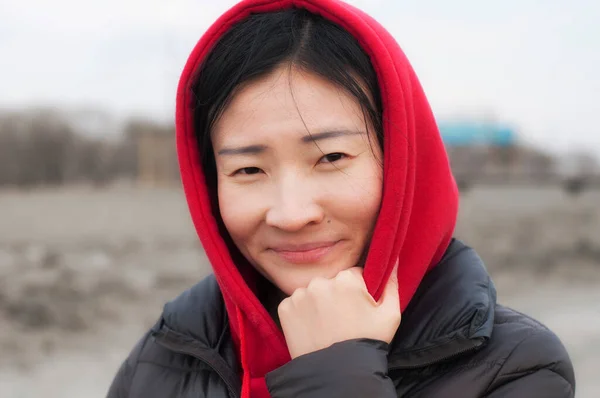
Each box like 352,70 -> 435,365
270,241 -> 340,264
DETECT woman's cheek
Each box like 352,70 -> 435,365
320,164 -> 382,218
218,182 -> 265,239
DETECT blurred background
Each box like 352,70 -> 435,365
1,0 -> 599,397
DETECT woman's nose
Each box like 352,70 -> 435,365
265,178 -> 325,231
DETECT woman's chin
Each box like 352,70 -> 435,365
271,263 -> 356,296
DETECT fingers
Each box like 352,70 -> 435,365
278,261 -> 402,353
336,267 -> 368,291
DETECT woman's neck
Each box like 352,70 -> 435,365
257,277 -> 287,329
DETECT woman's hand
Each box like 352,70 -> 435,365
278,263 -> 401,359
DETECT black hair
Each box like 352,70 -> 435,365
191,8 -> 384,192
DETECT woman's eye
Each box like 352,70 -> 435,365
234,167 -> 262,176
319,153 -> 346,164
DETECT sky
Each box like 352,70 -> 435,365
1,0 -> 599,156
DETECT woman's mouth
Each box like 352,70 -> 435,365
270,241 -> 340,264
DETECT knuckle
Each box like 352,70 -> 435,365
279,296 -> 292,308
290,287 -> 306,303
336,268 -> 354,281
307,277 -> 328,291
335,268 -> 363,288
278,298 -> 292,315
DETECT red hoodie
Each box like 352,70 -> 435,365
175,0 -> 459,397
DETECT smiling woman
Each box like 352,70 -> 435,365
107,1 -> 574,398
212,66 -> 383,295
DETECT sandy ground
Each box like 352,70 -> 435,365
0,185 -> 598,397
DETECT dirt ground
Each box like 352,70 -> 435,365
0,185 -> 598,397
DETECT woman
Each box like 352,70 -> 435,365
108,0 -> 575,397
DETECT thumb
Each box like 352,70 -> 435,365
378,259 -> 400,313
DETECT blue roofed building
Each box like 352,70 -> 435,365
437,121 -> 517,147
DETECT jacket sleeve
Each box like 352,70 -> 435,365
106,331 -> 152,398
265,339 -> 397,398
484,328 -> 575,398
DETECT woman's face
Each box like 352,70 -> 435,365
212,65 -> 383,296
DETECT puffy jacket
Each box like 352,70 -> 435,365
107,239 -> 575,398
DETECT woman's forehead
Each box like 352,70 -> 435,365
212,66 -> 369,146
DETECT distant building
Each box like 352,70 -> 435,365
438,120 -> 556,186
438,121 -> 517,147
126,121 -> 180,187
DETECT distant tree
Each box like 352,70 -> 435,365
0,107 -> 177,187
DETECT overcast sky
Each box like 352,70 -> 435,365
2,0 -> 599,155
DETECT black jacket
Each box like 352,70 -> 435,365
107,240 -> 575,397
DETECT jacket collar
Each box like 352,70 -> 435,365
388,239 -> 496,369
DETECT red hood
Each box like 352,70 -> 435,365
175,0 -> 458,396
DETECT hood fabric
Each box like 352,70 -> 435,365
175,0 -> 459,397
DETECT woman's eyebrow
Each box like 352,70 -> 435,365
217,129 -> 365,156
301,129 -> 366,143
217,144 -> 268,156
